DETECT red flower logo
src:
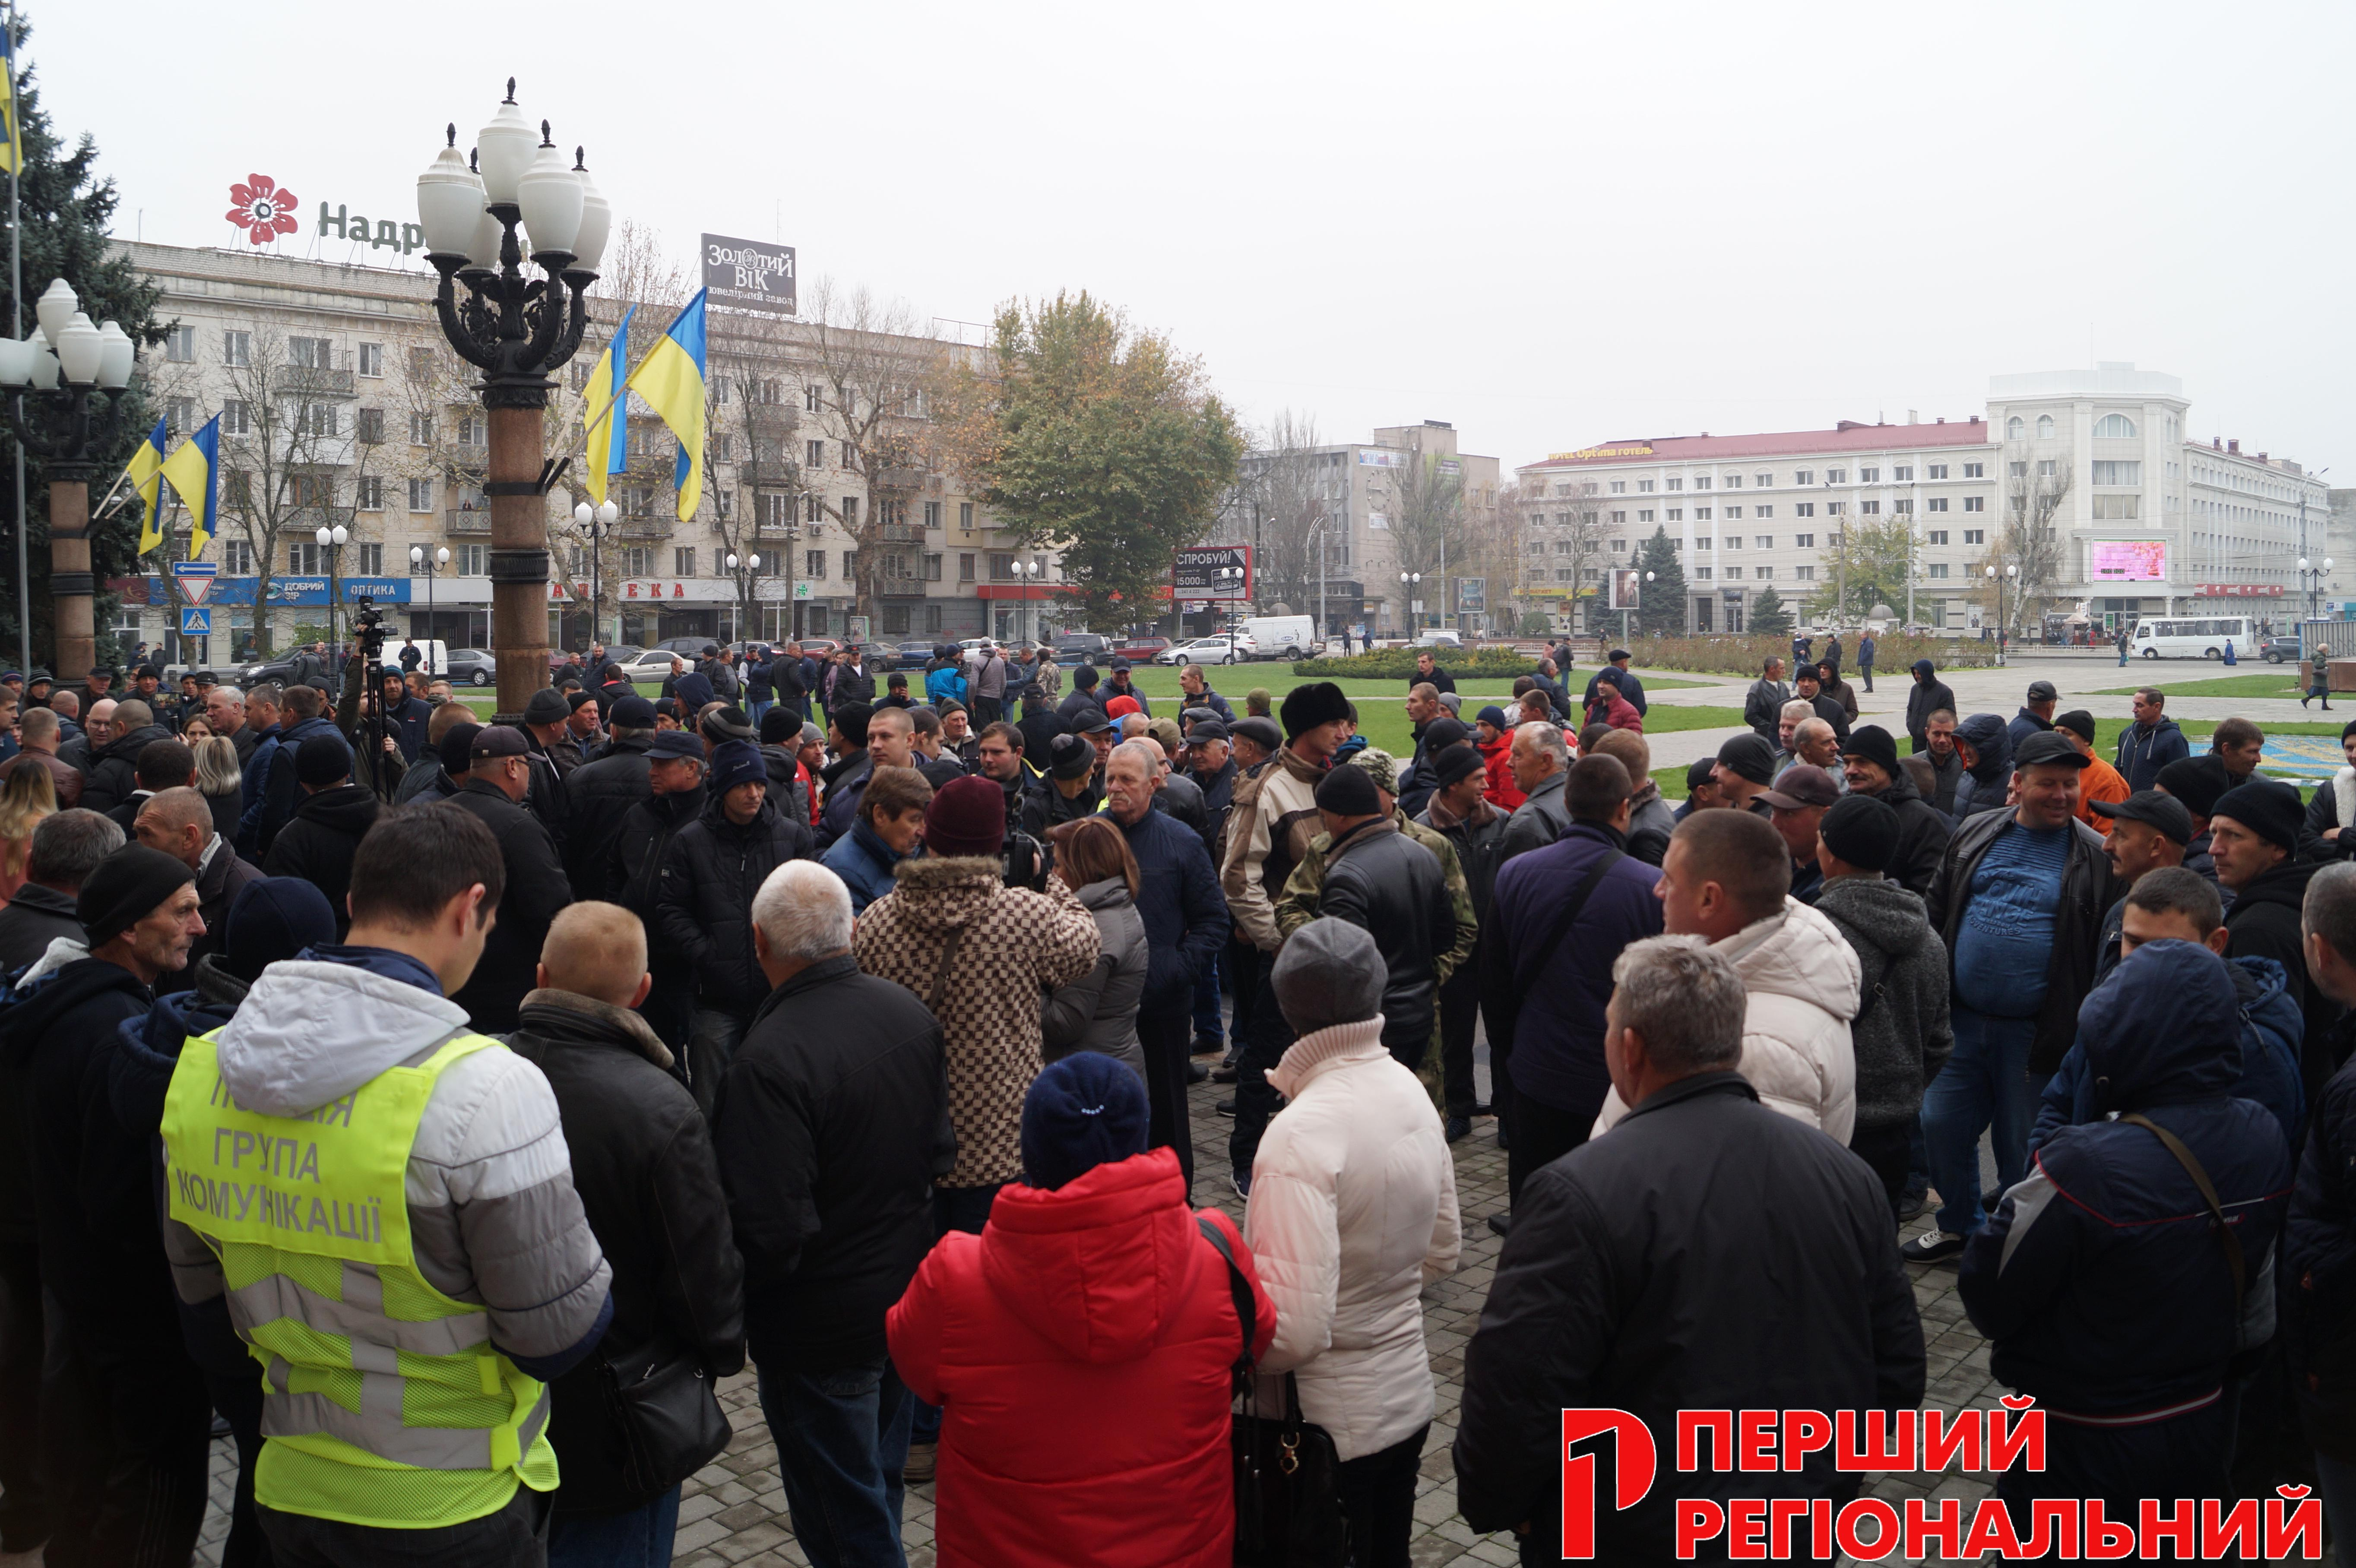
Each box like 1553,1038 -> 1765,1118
225,174 -> 299,247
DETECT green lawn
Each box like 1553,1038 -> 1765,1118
1114,666 -> 1712,703
2090,670 -> 2307,699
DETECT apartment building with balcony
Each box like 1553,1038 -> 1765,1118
110,240 -> 1060,658
1517,364 -> 2330,638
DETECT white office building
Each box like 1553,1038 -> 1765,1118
1518,364 -> 2330,638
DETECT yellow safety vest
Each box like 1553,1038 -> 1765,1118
159,1028 -> 557,1529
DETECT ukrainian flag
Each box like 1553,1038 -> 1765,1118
582,303 -> 634,506
0,24 -> 19,177
625,289 -> 705,522
160,413 -> 221,559
128,419 -> 168,554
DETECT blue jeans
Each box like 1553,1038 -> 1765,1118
1921,1005 -> 2041,1236
1191,947 -> 1222,1046
910,1183 -> 1000,1447
760,1358 -> 912,1568
750,698 -> 774,727
548,1487 -> 678,1568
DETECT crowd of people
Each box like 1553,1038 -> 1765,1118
0,635 -> 2346,1567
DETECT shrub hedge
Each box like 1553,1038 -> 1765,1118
1289,647 -> 1542,680
1622,633 -> 1998,676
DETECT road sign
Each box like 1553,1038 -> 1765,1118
180,606 -> 213,636
172,560 -> 218,605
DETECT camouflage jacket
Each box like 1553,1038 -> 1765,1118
1274,810 -> 1479,983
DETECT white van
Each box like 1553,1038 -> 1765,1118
2128,616 -> 2253,661
383,639 -> 450,676
1239,615 -> 1316,660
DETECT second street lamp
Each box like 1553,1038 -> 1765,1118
416,80 -> 609,719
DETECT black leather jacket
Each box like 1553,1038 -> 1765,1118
1926,808 -> 2117,1074
1320,818 -> 1454,1059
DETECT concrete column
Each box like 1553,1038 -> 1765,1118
47,475 -> 94,689
487,405 -> 547,721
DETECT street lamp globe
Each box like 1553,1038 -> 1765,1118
748,554 -> 760,571
436,548 -> 450,566
316,526 -> 333,549
725,553 -> 740,571
332,525 -> 350,547
596,500 -> 618,526
410,546 -> 424,565
574,502 -> 594,527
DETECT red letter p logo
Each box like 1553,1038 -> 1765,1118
1560,1409 -> 1656,1560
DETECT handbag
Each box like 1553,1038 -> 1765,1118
1195,1215 -> 1349,1568
600,1336 -> 734,1497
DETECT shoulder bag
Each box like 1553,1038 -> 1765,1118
600,1335 -> 733,1497
1196,1214 -> 1348,1568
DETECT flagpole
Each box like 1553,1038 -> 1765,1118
8,0 -> 26,682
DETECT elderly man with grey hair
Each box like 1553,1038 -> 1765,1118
1774,698 -> 1817,776
713,859 -> 953,1564
1499,721 -> 1573,863
1454,935 -> 1924,1562
1787,716 -> 1848,789
0,809 -> 125,969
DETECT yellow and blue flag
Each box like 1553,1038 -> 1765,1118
0,23 -> 19,177
128,419 -> 168,554
160,413 -> 221,559
625,288 -> 705,522
582,303 -> 634,506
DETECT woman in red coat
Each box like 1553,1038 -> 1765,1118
887,1053 -> 1276,1567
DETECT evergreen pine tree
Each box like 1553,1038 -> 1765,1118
1633,526 -> 1687,638
0,15 -> 169,668
1747,584 -> 1792,639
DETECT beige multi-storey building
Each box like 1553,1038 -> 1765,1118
109,240 -> 1058,661
1518,364 -> 2330,638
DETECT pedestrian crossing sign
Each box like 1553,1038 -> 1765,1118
180,606 -> 213,636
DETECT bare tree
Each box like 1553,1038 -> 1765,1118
707,319 -> 803,644
795,277 -> 938,629
210,324 -> 403,656
1230,409 -> 1334,620
1976,444 -> 2074,635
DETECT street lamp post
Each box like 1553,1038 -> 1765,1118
1400,570 -> 1422,639
415,82 -> 611,719
725,552 -> 761,644
573,498 -> 617,651
1015,557 -> 1042,645
315,522 -> 349,652
1212,563 -> 1244,661
409,544 -> 450,672
1984,561 -> 2018,665
0,280 -> 138,687
2297,557 -> 2334,626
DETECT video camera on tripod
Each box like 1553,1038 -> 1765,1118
350,595 -> 390,663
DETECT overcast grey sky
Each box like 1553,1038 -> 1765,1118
34,0 -> 2356,476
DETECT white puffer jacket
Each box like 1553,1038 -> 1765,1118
1594,898 -> 1861,1143
1243,1017 -> 1461,1461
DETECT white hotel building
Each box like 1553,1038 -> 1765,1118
1518,364 -> 2331,638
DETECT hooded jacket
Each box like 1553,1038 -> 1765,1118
1479,731 -> 1524,810
250,712 -> 342,855
821,816 -> 914,915
0,881 -> 82,974
1596,898 -> 1862,1143
1811,876 -> 1953,1134
1853,765 -> 1951,897
2114,713 -> 2192,793
886,1149 -> 1274,1568
2005,705 -> 2054,756
1903,660 -> 1956,749
1958,939 -> 2292,1416
2036,954 -> 2305,1161
159,956 -> 614,1383
1244,1017 -> 1459,1461
1950,712 -> 2014,820
853,857 -> 1099,1187
1624,780 -> 1676,868
1039,877 -> 1149,1079
656,791 -> 815,1015
260,783 -> 380,938
504,988 -> 745,1514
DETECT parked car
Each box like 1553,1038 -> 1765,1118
1409,632 -> 1464,649
2262,634 -> 2304,664
1113,635 -> 1170,664
1054,633 -> 1113,666
892,640 -> 940,670
443,649 -> 497,686
613,652 -> 685,684
1158,635 -> 1255,666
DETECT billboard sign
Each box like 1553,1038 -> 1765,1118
1609,568 -> 1642,609
1356,449 -> 1406,469
701,234 -> 798,316
1457,576 -> 1485,613
2088,539 -> 2169,581
1173,544 -> 1252,601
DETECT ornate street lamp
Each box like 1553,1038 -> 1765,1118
573,498 -> 618,650
0,279 -> 138,688
410,544 -> 450,671
416,80 -> 610,718
315,522 -> 349,650
1400,569 -> 1422,637
725,552 -> 761,644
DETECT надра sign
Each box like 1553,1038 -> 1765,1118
702,234 -> 797,316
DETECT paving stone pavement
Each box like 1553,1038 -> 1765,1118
187,1069 -> 2024,1568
